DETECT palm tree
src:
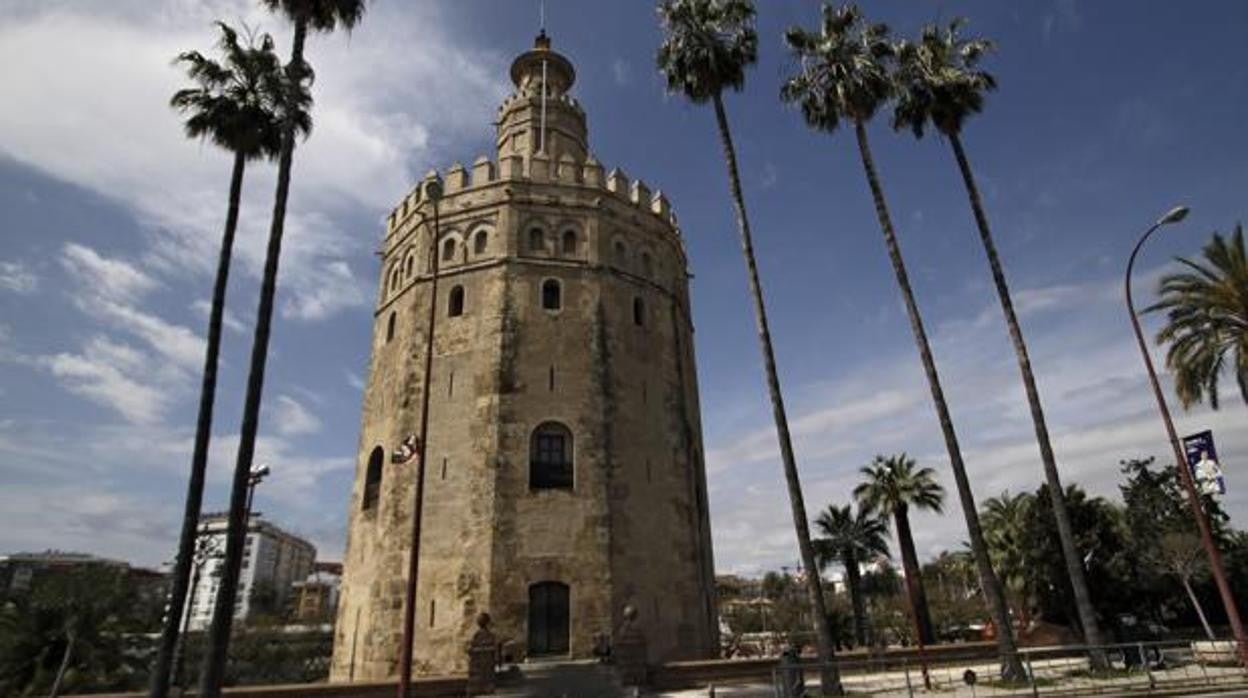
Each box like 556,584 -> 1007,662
980,491 -> 1034,629
781,4 -> 1023,677
150,23 -> 290,698
656,1 -> 841,691
1148,225 -> 1248,410
854,455 -> 943,649
814,503 -> 891,647
891,18 -> 1108,656
197,3 -> 360,696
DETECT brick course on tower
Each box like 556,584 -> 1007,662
330,32 -> 718,680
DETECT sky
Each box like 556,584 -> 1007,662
1,0 -> 1246,577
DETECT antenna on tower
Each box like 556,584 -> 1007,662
538,0 -> 549,155
539,0 -> 546,32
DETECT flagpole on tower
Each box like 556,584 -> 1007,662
539,0 -> 548,154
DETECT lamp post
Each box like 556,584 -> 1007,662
244,463 -> 271,524
1125,205 -> 1248,664
398,174 -> 443,698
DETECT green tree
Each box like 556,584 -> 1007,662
981,491 -> 1034,627
0,566 -> 146,697
1147,225 -> 1248,410
854,454 -> 943,649
780,5 -> 1022,678
656,1 -> 840,690
814,503 -> 890,647
151,23 -> 294,698
891,18 -> 1107,655
199,2 -> 363,696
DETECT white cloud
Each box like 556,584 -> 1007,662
60,242 -> 158,302
191,299 -> 247,333
41,336 -> 175,425
345,370 -> 365,391
0,261 -> 37,293
611,57 -> 631,86
0,1 -> 509,323
272,394 -> 322,436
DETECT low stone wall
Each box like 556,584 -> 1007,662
72,676 -> 466,698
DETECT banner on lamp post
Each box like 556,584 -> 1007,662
1182,429 -> 1227,497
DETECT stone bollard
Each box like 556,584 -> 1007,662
615,605 -> 648,688
466,612 -> 498,697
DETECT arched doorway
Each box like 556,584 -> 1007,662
527,581 -> 570,656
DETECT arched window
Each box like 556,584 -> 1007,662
633,297 -> 645,326
448,285 -> 465,317
561,230 -> 578,256
541,279 -> 561,311
390,267 -> 400,291
385,312 -> 396,342
405,254 -> 414,277
530,422 -> 573,489
613,240 -> 627,265
529,228 -> 545,253
362,446 -> 383,511
442,238 -> 456,262
473,230 -> 488,255
641,252 -> 653,278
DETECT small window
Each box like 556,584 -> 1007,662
633,297 -> 645,326
542,279 -> 562,311
613,240 -> 627,265
390,267 -> 400,291
529,228 -> 545,253
561,230 -> 578,256
641,252 -> 653,278
442,238 -> 456,262
405,254 -> 414,277
530,422 -> 573,489
362,446 -> 383,511
448,285 -> 465,317
474,230 -> 488,255
385,312 -> 396,342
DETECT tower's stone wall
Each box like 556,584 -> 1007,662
330,35 -> 716,682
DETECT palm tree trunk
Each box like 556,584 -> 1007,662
198,20 -> 308,698
49,631 -> 75,698
149,150 -> 246,698
852,120 -> 1024,679
843,549 -> 867,647
948,132 -> 1107,664
894,507 -> 932,689
711,93 -> 841,695
1181,575 -> 1216,641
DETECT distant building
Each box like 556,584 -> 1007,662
293,562 -> 342,623
0,550 -> 168,615
183,513 -> 316,631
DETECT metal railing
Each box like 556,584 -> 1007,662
771,640 -> 1247,697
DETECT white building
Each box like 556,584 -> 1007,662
183,512 -> 316,631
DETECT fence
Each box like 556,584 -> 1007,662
771,640 -> 1247,697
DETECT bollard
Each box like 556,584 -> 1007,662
615,605 -> 649,688
465,612 -> 498,697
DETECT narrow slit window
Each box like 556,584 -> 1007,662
441,457 -> 448,480
633,297 -> 645,326
448,371 -> 454,398
362,447 -> 383,512
429,599 -> 436,627
549,365 -> 555,392
448,285 -> 465,317
385,312 -> 396,343
542,279 -> 562,311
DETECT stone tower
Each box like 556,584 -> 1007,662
330,32 -> 717,681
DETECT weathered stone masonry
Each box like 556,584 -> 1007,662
330,32 -> 717,681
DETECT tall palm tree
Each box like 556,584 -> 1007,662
150,23 -> 290,698
656,1 -> 841,691
781,4 -> 1023,677
854,455 -> 943,649
814,503 -> 891,647
891,18 -> 1108,656
198,3 -> 360,696
980,491 -> 1034,629
1148,225 -> 1248,410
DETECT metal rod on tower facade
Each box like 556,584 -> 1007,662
398,176 -> 443,698
1125,204 -> 1248,665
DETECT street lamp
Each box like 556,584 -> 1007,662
1125,205 -> 1248,664
398,173 -> 443,698
244,463 -> 271,525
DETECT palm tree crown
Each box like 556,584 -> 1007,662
891,19 -> 996,138
780,3 -> 893,131
260,0 -> 367,34
656,0 -> 757,104
855,453 -> 945,516
815,503 -> 891,567
1148,225 -> 1248,409
170,23 -> 297,160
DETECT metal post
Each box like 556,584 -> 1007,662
1026,652 -> 1039,698
398,177 -> 443,698
902,659 -> 914,698
1125,206 -> 1248,666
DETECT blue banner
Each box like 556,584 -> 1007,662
1182,429 -> 1227,496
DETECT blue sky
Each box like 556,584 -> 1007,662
1,0 -> 1246,575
